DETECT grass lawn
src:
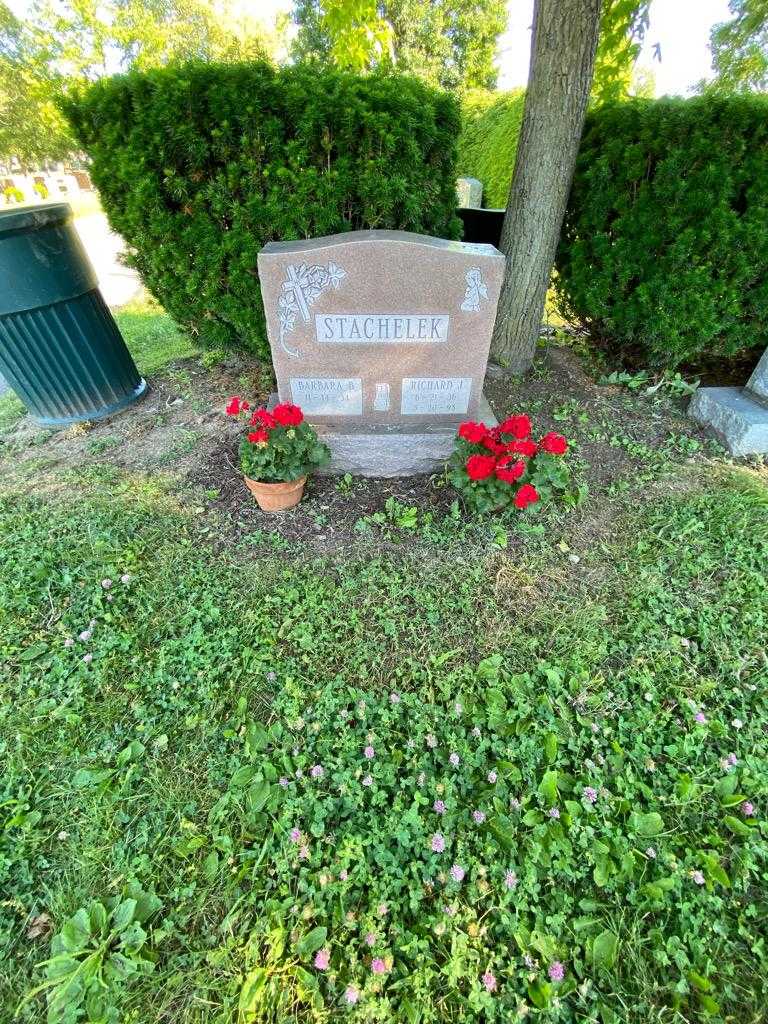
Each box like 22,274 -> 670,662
1,307 -> 767,1023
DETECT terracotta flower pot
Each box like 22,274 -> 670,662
243,474 -> 307,512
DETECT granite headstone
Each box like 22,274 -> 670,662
457,176 -> 483,209
688,346 -> 768,456
257,230 -> 505,476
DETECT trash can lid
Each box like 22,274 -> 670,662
0,203 -> 73,238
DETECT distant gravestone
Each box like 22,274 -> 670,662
258,230 -> 505,476
688,347 -> 768,455
457,177 -> 483,209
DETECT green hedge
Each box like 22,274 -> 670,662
62,63 -> 461,357
555,96 -> 768,368
456,89 -> 524,208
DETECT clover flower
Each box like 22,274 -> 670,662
371,957 -> 388,974
339,869 -> 348,881
487,770 -> 497,784
450,864 -> 465,882
389,692 -> 400,704
473,810 -> 486,824
310,765 -> 324,778
417,772 -> 425,786
449,752 -> 460,767
482,971 -> 497,992
345,986 -> 360,1004
362,774 -> 373,787
645,847 -> 657,859
454,702 -> 463,714
365,931 -> 376,947
426,734 -> 437,749
694,711 -> 707,724
299,845 -> 309,860
742,801 -> 755,816
549,961 -> 565,982
64,637 -> 74,647
378,903 -> 388,916
732,718 -> 744,730
431,832 -> 446,853
472,726 -> 482,738
314,948 -> 330,970
583,786 -> 598,804
505,870 -> 518,889
101,578 -> 112,590
364,745 -> 375,759
120,573 -> 131,584
290,827 -> 301,843
82,653 -> 93,664
548,807 -> 560,819
691,870 -> 705,885
433,799 -> 446,814
79,630 -> 92,642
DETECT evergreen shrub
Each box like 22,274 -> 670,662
555,96 -> 768,369
456,89 -> 525,208
62,63 -> 461,358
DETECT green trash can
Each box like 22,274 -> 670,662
0,203 -> 146,426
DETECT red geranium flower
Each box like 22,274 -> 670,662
507,439 -> 538,457
480,435 -> 505,455
251,408 -> 277,429
495,459 -> 525,483
273,402 -> 304,427
540,432 -> 568,455
458,421 -> 488,444
499,414 -> 531,440
226,396 -> 248,416
248,429 -> 270,443
514,483 -> 539,509
466,454 -> 497,481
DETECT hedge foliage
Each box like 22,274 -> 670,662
555,96 -> 768,369
62,62 -> 461,357
456,89 -> 525,208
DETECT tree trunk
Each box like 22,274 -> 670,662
491,0 -> 601,373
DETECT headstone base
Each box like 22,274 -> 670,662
688,386 -> 768,456
270,393 -> 497,477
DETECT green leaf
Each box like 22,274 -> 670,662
296,926 -> 327,959
111,898 -> 137,931
724,814 -> 752,837
630,811 -> 664,836
230,765 -> 257,788
592,930 -> 619,969
544,731 -> 558,764
527,978 -> 552,1008
538,770 -> 558,805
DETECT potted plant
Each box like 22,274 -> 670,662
225,396 -> 331,511
448,414 -> 570,514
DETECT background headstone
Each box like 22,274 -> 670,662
258,230 -> 504,476
688,346 -> 768,455
456,177 -> 483,209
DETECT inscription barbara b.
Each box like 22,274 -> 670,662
290,377 -> 363,416
315,313 -> 449,344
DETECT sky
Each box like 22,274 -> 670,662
498,0 -> 732,94
8,0 -> 735,96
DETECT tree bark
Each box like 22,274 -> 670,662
491,0 -> 601,373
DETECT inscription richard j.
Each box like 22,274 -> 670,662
316,313 -> 449,344
401,377 -> 472,415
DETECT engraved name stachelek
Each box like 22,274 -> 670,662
316,313 -> 449,344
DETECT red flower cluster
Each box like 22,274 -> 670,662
225,396 -> 250,416
457,415 -> 568,510
226,398 -> 304,445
